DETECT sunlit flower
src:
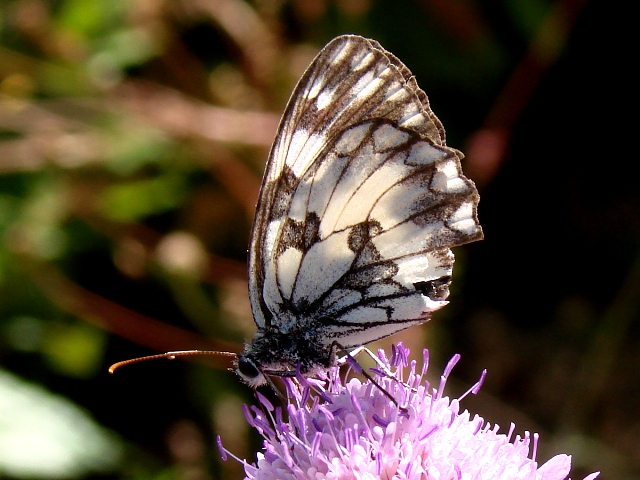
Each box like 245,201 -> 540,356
219,344 -> 599,480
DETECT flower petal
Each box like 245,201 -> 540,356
537,454 -> 571,479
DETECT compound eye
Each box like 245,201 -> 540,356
237,356 -> 260,379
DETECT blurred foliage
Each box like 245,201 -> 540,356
0,0 -> 637,479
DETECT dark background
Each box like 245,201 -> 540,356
0,0 -> 636,478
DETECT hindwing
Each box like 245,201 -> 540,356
247,35 -> 482,349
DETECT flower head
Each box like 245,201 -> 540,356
219,344 -> 599,480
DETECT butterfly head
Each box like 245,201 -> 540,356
235,325 -> 334,389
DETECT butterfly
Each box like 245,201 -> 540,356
108,35 -> 482,389
235,34 -> 483,388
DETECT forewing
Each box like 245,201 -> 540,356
248,35 -> 482,341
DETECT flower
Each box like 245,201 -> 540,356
218,344 -> 599,480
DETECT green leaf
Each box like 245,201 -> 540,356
99,175 -> 186,222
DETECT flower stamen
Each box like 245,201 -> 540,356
224,344 -> 599,480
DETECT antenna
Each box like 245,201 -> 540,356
109,350 -> 238,373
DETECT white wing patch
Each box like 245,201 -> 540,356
334,123 -> 371,155
277,247 -> 302,299
373,123 -> 410,151
288,130 -> 327,178
406,142 -> 443,166
291,230 -> 354,306
316,85 -> 337,111
244,35 -> 482,378
307,153 -> 351,221
449,202 -> 479,234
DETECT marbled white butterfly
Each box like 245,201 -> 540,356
109,35 -> 483,390
236,35 -> 483,388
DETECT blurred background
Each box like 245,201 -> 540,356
0,0 -> 636,478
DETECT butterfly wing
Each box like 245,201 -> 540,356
248,35 -> 482,350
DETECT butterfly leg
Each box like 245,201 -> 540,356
334,345 -> 365,365
336,346 -> 398,379
332,342 -> 408,415
352,347 -> 421,395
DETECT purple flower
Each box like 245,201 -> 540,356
219,344 -> 599,480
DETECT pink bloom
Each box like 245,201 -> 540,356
219,344 -> 599,480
